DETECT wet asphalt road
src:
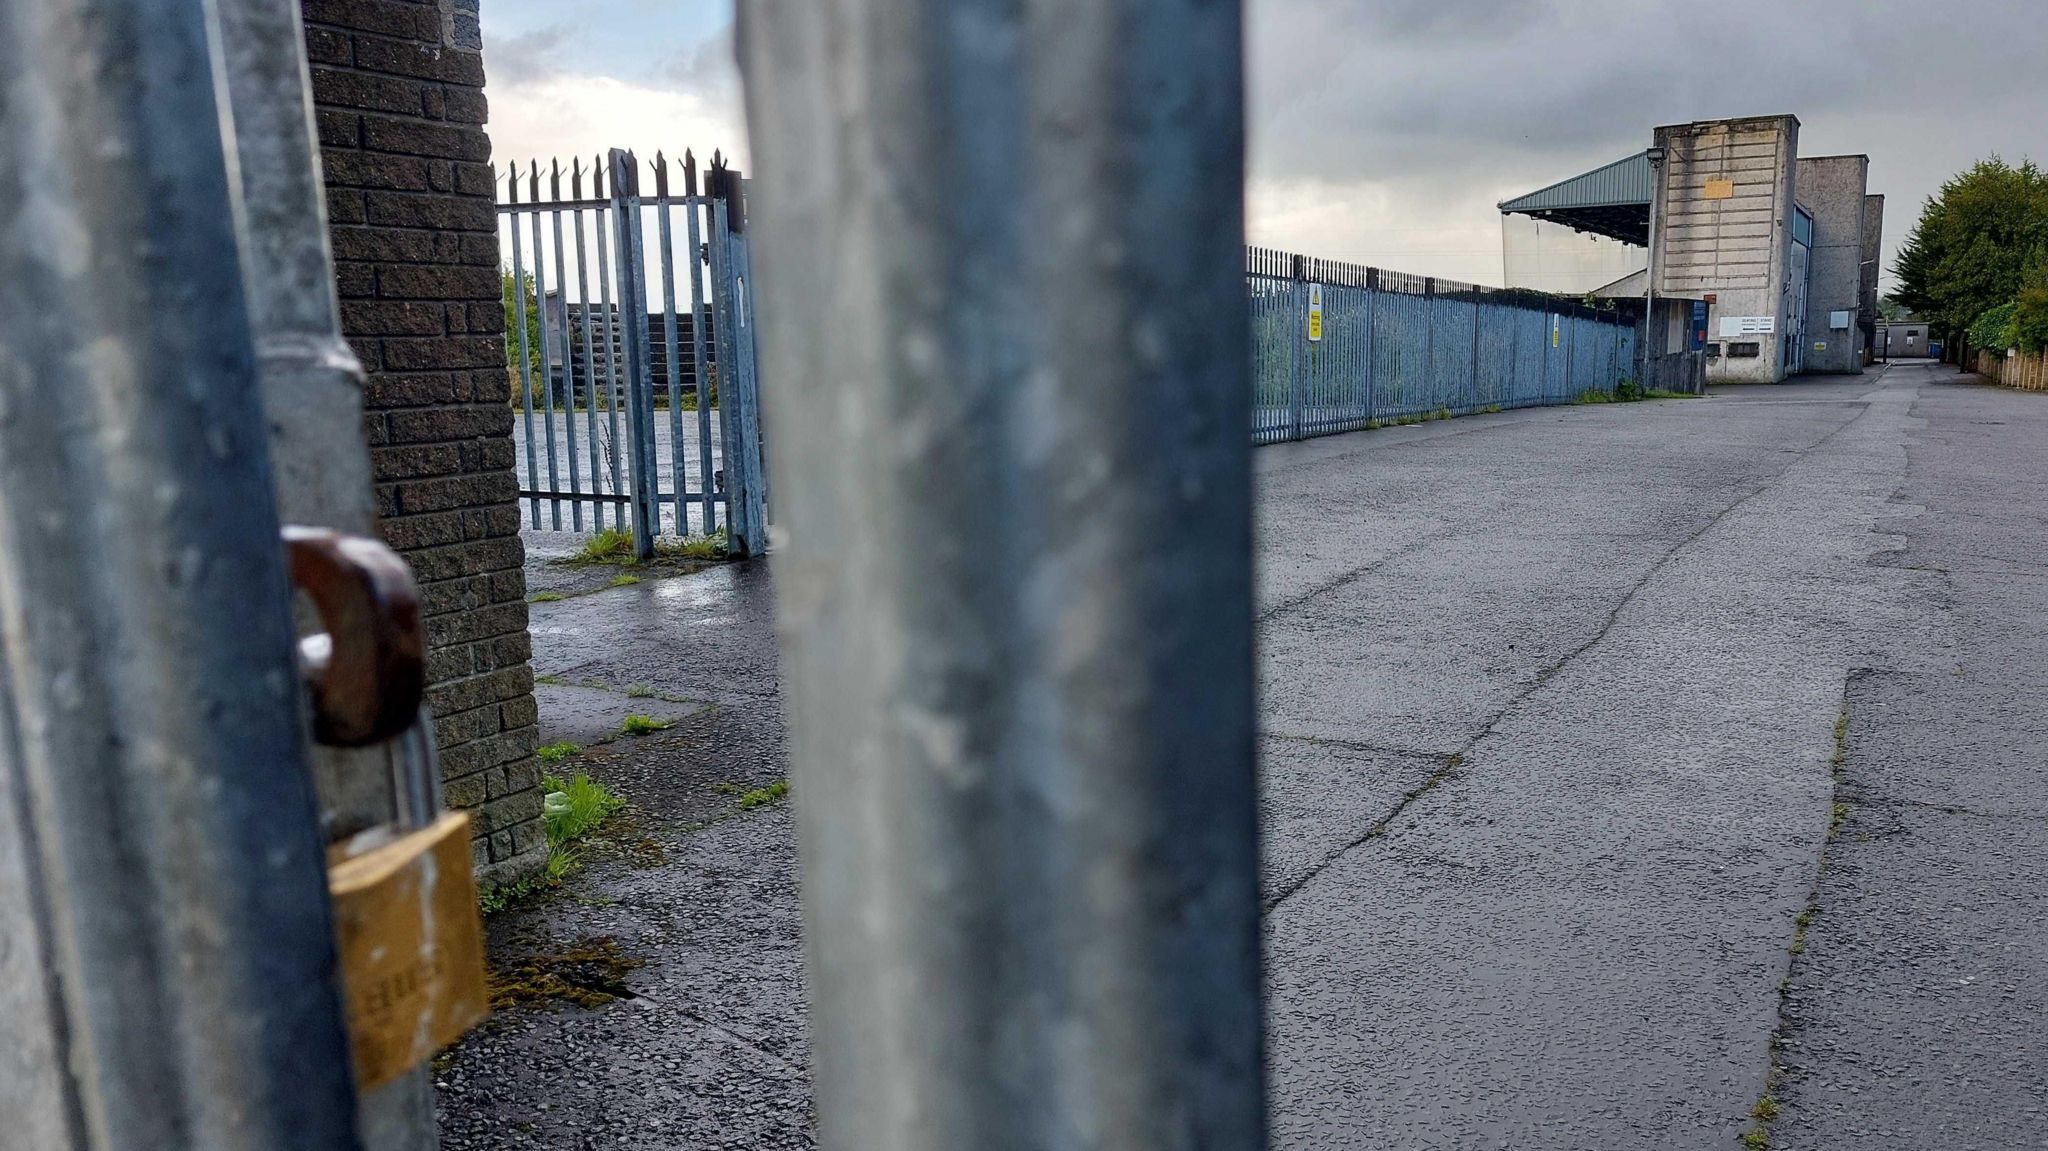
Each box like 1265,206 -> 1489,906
441,360 -> 2048,1149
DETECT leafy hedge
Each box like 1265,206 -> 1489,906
1969,301 -> 2018,353
2014,286 -> 2048,353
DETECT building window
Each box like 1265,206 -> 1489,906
1729,342 -> 1762,359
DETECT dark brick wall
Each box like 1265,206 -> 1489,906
304,0 -> 545,885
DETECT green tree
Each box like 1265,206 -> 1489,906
502,272 -> 544,400
1894,157 -> 2048,347
2011,286 -> 2048,353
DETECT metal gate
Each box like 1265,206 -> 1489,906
498,148 -> 767,558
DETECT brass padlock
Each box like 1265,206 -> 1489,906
328,809 -> 488,1091
288,526 -> 490,1091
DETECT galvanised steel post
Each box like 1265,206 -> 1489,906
705,167 -> 765,555
211,0 -> 443,1144
727,230 -> 770,549
608,149 -> 660,559
735,2 -> 1266,1149
0,0 -> 361,1147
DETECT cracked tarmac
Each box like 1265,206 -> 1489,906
437,360 -> 2048,1149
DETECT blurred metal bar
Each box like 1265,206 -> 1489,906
211,0 -> 443,1143
0,0 -> 361,1146
734,2 -> 1266,1148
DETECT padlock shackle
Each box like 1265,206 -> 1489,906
285,525 -> 426,747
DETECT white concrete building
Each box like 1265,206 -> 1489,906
1500,115 -> 1882,385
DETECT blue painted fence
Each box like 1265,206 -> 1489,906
1248,248 -> 1639,446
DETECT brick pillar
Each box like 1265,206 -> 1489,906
304,0 -> 545,886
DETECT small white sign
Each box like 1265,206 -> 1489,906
1719,315 -> 1776,337
1829,310 -> 1852,330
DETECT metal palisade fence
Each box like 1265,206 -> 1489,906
1248,247 -> 1641,445
498,148 -> 767,558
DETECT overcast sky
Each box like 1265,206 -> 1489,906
482,0 -> 2048,294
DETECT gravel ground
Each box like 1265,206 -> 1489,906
438,360 -> 2048,1150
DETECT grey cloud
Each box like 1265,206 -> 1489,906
483,24 -> 575,80
1245,0 -> 2048,282
661,22 -> 740,101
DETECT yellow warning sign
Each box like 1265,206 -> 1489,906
1307,283 -> 1324,343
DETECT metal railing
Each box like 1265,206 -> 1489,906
1248,248 -> 1641,445
498,150 -> 767,557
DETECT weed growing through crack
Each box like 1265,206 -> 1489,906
625,683 -> 656,699
531,592 -> 564,603
620,714 -> 672,736
572,528 -> 635,564
477,770 -> 626,915
1482,404 -> 1503,414
609,574 -> 641,588
736,780 -> 789,810
535,741 -> 580,765
1744,697 -> 1855,1146
543,772 -> 624,843
656,528 -> 728,562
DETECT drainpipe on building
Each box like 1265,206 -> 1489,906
1642,145 -> 1666,390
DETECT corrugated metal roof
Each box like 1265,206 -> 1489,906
1498,151 -> 1652,213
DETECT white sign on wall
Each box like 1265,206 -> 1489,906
1718,315 -> 1775,337
1829,310 -> 1852,330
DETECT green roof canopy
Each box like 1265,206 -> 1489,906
1499,151 -> 1652,246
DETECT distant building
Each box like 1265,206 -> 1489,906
1875,319 -> 1932,359
1500,115 -> 1882,385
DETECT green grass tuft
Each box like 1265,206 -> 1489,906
620,714 -> 672,736
535,741 -> 580,765
736,780 -> 789,810
655,528 -> 729,562
625,683 -> 656,698
531,592 -> 565,603
542,771 -> 624,844
609,574 -> 641,588
481,770 -> 626,915
572,528 -> 635,564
